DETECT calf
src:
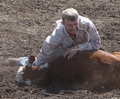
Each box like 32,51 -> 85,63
15,50 -> 120,88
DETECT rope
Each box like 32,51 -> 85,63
71,28 -> 90,50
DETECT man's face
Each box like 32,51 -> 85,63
62,18 -> 78,35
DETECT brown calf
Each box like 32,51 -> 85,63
15,50 -> 120,88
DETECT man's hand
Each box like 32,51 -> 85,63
62,45 -> 79,60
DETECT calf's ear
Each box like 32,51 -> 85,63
27,55 -> 35,67
29,55 -> 35,64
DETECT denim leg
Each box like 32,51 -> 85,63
17,57 -> 29,66
17,57 -> 37,66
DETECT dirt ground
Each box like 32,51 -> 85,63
0,0 -> 120,98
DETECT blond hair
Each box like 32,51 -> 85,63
62,8 -> 79,21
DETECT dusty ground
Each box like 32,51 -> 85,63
0,0 -> 120,98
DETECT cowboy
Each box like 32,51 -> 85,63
3,8 -> 101,67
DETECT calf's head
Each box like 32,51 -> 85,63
15,55 -> 39,85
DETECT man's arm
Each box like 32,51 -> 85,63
36,28 -> 63,66
36,40 -> 59,66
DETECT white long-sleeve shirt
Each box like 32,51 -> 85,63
36,16 -> 101,66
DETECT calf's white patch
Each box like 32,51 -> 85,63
15,66 -> 32,85
15,66 -> 24,83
